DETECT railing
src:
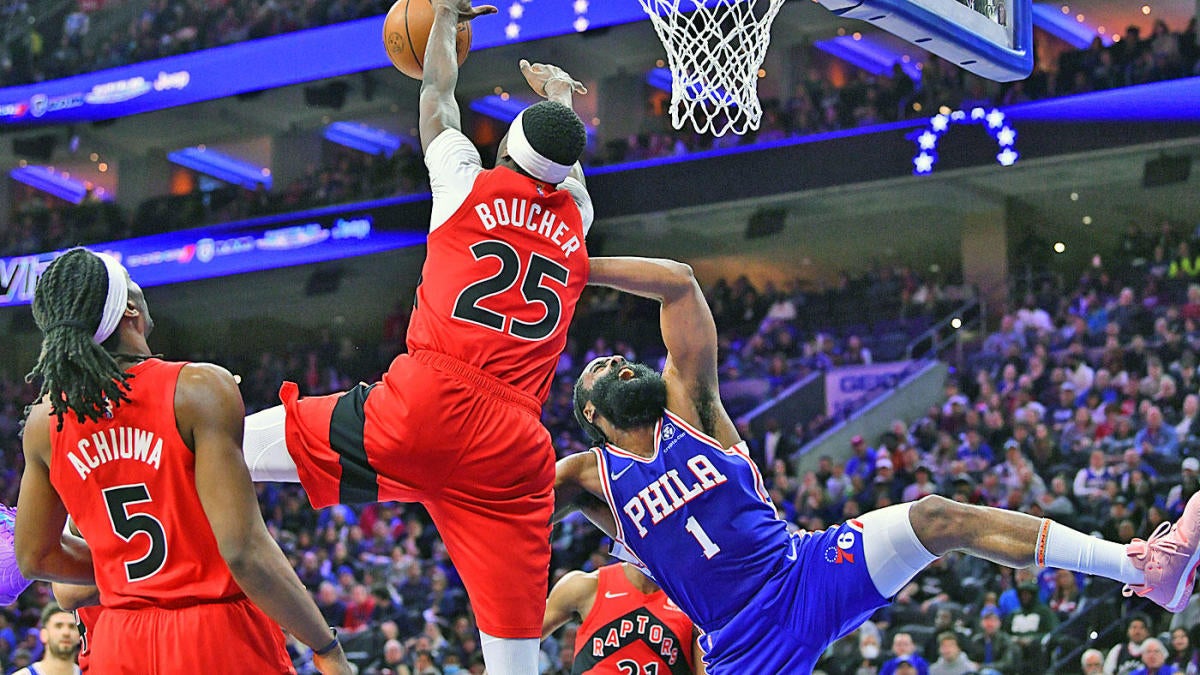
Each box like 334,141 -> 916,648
905,295 -> 986,365
1043,579 -> 1149,675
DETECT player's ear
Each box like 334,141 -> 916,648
583,401 -> 596,423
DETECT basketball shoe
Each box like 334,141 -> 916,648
0,504 -> 32,605
1124,490 -> 1200,612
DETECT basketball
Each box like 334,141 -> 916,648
382,0 -> 472,81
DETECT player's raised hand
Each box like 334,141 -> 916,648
431,0 -> 497,22
520,59 -> 588,98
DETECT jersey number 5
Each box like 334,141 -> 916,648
103,484 -> 168,583
452,240 -> 569,341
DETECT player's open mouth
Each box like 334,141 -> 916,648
618,366 -> 635,381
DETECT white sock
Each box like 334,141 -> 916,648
242,405 -> 301,482
1038,519 -> 1144,585
479,630 -> 540,675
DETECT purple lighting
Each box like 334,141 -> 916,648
814,34 -> 923,81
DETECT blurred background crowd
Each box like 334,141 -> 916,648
0,215 -> 1199,673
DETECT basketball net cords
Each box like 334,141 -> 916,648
638,0 -> 787,137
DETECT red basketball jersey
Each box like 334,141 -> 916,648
406,166 -> 589,403
49,359 -> 244,610
572,564 -> 696,675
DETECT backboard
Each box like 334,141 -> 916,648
816,0 -> 1034,82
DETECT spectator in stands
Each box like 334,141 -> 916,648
928,632 -> 977,675
1106,614 -> 1154,675
1129,637 -> 1174,675
902,465 -> 939,503
1004,581 -> 1058,671
1047,568 -> 1082,620
1167,458 -> 1200,518
957,428 -> 994,474
846,435 -> 878,483
1176,394 -> 1200,438
1135,405 -> 1181,459
967,605 -> 1017,675
1076,449 -> 1114,503
880,632 -> 930,675
1081,647 -> 1106,675
1167,627 -> 1200,675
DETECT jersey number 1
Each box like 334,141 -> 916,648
685,516 -> 721,559
103,484 -> 168,583
452,240 -> 569,341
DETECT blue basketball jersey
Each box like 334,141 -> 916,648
596,410 -> 791,631
597,410 -> 890,674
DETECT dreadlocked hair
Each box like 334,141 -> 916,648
25,249 -> 132,430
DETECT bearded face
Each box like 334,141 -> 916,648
587,361 -> 668,433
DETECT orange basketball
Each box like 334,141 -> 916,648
382,0 -> 472,80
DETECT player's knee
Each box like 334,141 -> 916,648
910,495 -> 963,546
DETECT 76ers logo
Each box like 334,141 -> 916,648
824,529 -> 856,565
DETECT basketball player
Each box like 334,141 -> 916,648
11,602 -> 80,675
556,256 -> 1200,674
543,562 -> 704,674
14,249 -> 352,675
238,0 -> 593,672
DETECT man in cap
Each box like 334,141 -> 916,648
968,606 -> 1017,675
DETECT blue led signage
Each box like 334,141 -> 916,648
0,2 -> 691,126
0,200 -> 427,307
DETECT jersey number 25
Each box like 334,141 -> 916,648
452,240 -> 569,341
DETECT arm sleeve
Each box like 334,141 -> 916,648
559,176 -> 594,236
426,128 -> 484,233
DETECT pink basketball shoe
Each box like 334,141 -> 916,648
1124,491 -> 1200,612
0,504 -> 32,605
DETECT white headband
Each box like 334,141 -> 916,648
507,109 -> 573,184
92,252 -> 129,344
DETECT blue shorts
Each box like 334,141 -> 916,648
699,520 -> 888,674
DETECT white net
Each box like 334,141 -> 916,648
638,0 -> 787,137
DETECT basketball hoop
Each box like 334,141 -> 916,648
638,0 -> 786,137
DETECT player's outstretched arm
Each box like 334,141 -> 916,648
419,0 -> 496,151
519,59 -> 589,185
177,363 -> 352,675
15,402 -> 94,584
588,257 -> 737,446
542,570 -> 596,639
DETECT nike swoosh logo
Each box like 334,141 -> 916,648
785,536 -> 798,562
604,591 -> 629,599
611,463 -> 634,480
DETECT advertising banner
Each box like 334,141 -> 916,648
0,198 -> 427,307
825,361 -> 914,417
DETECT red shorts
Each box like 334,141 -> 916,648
75,605 -> 102,674
89,598 -> 293,674
281,349 -> 555,639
